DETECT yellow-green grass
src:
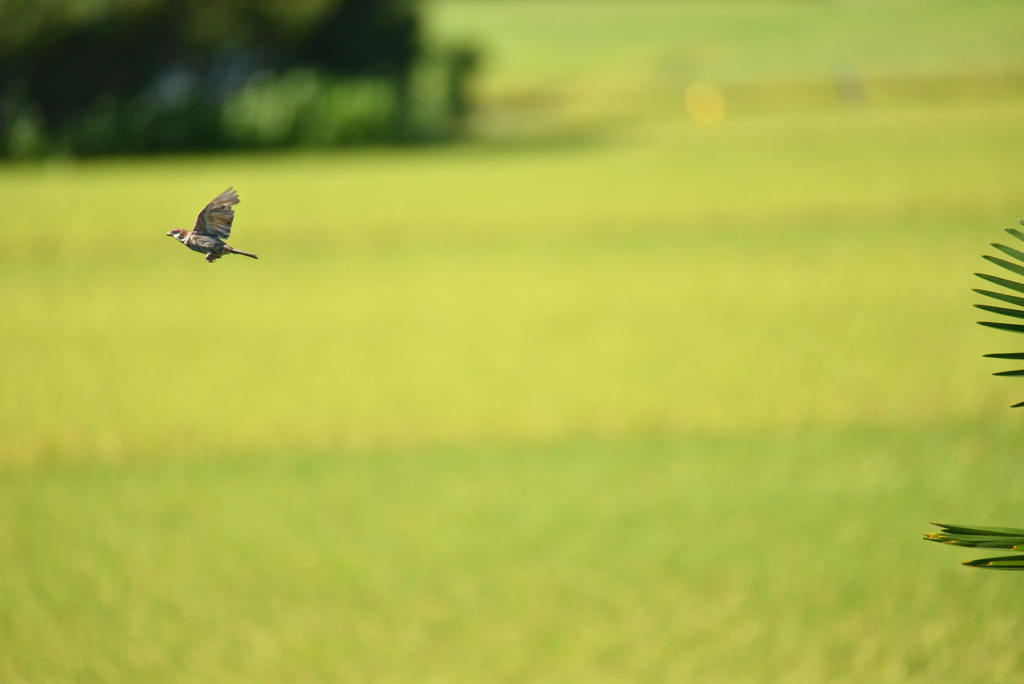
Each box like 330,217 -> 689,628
430,0 -> 1024,125
3,99 -> 1024,462
5,0 -> 1024,681
434,0 -> 1024,86
430,0 -> 1024,90
4,101 -> 1024,682
2,427 -> 1023,682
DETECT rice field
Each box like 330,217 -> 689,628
3,1 -> 1024,681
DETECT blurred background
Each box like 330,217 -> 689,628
3,0 -> 1024,681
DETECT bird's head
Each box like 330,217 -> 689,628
166,229 -> 185,242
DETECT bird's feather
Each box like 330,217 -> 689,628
193,187 -> 239,240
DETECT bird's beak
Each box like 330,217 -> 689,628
165,231 -> 173,237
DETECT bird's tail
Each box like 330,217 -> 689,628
228,247 -> 258,259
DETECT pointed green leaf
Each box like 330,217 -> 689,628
928,534 -> 1024,548
945,532 -> 1024,543
992,242 -> 1024,264
929,523 -> 1024,536
983,255 -> 1024,279
975,272 -> 1024,295
975,304 -> 1024,320
984,352 -> 1024,359
972,539 -> 1024,548
979,321 -> 1024,334
994,369 -> 1024,376
963,554 -> 1024,569
924,535 -> 1024,549
1012,400 -> 1024,408
1009,224 -> 1024,239
973,288 -> 1024,308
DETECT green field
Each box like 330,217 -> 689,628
4,1 -> 1024,681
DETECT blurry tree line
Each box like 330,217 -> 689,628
0,0 -> 477,157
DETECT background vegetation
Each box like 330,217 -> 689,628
3,1 -> 1024,681
0,0 -> 475,155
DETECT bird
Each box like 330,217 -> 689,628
166,187 -> 258,263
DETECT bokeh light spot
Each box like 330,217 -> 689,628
685,83 -> 726,125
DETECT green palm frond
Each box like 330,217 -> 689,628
925,523 -> 1024,570
928,222 -> 1024,570
973,219 -> 1024,407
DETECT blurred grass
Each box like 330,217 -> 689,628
3,100 -> 1023,461
3,427 -> 1024,682
430,0 -> 1024,105
3,1 -> 1024,682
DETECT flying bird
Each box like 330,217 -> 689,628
166,187 -> 258,262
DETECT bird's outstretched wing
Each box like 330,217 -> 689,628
194,188 -> 239,240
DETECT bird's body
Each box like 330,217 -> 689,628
167,187 -> 258,262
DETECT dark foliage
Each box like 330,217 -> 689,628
0,0 -> 457,155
